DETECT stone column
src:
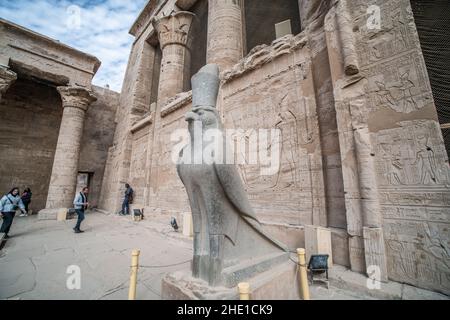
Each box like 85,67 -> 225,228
153,11 -> 195,103
0,66 -> 17,101
39,86 -> 96,219
207,0 -> 244,71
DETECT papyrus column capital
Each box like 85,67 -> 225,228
153,11 -> 196,50
57,86 -> 97,112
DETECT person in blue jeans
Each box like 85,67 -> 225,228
0,187 -> 27,238
121,183 -> 133,215
73,187 -> 89,233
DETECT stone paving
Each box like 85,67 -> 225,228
1,211 -> 447,300
0,211 -> 193,300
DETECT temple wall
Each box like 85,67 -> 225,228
99,0 -> 450,294
146,94 -> 192,215
325,0 -> 450,294
0,79 -> 62,211
221,34 -> 326,227
78,86 -> 119,208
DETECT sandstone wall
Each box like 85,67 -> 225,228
325,0 -> 450,294
221,34 -> 326,227
99,33 -> 158,213
0,79 -> 62,211
78,86 -> 119,208
99,0 -> 189,214
99,0 -> 449,295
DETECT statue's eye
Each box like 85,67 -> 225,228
198,111 -> 204,115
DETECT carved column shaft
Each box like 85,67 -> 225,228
153,11 -> 195,103
207,0 -> 244,71
45,86 -> 96,209
0,67 -> 17,101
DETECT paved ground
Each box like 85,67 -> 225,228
0,211 -> 193,300
1,212 -> 446,300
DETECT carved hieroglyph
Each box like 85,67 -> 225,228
326,0 -> 450,294
222,34 -> 326,227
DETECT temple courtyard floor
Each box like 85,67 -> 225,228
0,211 -> 447,300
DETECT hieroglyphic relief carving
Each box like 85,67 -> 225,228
222,46 -> 322,225
375,120 -> 449,187
354,0 -> 417,65
365,52 -> 433,114
384,219 -> 450,294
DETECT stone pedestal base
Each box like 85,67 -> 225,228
161,260 -> 300,300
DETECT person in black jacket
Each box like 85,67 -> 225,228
20,188 -> 32,217
120,183 -> 133,215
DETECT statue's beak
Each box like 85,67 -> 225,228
185,111 -> 199,122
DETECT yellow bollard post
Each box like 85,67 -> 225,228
297,248 -> 310,300
238,282 -> 250,300
128,249 -> 140,300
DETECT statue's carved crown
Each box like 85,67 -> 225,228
191,64 -> 220,108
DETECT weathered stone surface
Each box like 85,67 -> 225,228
0,79 -> 62,211
42,86 -> 96,213
0,66 -> 17,99
325,0 -> 450,295
153,11 -> 196,103
305,225 -> 333,267
207,0 -> 244,72
94,0 -> 449,297
0,19 -> 118,217
0,18 -> 100,87
161,260 -> 300,300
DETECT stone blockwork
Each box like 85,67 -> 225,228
0,79 -> 62,211
325,0 -> 450,294
79,86 -> 120,208
0,18 -> 119,217
100,0 -> 449,296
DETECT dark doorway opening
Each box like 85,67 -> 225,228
244,0 -> 301,55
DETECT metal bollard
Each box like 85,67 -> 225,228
238,282 -> 250,300
128,249 -> 140,300
297,248 -> 310,300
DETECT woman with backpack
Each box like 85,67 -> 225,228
20,187 -> 32,217
0,187 -> 27,238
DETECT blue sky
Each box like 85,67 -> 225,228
0,0 -> 148,92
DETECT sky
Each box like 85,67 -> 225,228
0,0 -> 148,92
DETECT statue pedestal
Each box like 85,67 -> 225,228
161,259 -> 300,300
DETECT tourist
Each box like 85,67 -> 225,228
20,187 -> 32,217
73,186 -> 89,233
120,183 -> 134,215
0,187 -> 27,238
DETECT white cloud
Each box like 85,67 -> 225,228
0,0 -> 148,91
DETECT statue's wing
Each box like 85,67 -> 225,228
213,163 -> 259,222
214,163 -> 289,251
213,162 -> 289,252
